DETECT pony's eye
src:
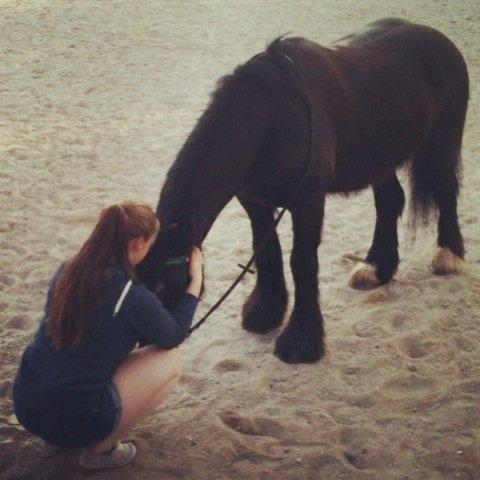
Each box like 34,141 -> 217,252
153,283 -> 166,295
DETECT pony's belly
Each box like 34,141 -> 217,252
237,184 -> 294,208
328,154 -> 410,193
328,174 -> 377,193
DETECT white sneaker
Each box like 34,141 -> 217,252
79,441 -> 137,469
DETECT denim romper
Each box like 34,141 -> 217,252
12,263 -> 197,448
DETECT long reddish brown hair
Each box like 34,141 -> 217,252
47,201 -> 160,349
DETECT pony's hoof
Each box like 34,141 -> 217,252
241,289 -> 286,334
242,313 -> 282,334
348,262 -> 381,290
431,247 -> 465,275
274,327 -> 324,364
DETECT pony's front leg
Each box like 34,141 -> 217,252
274,194 -> 325,363
238,196 -> 288,333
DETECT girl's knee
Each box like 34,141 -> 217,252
165,348 -> 182,379
151,347 -> 181,381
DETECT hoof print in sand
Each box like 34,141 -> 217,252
218,411 -> 282,438
7,315 -> 32,330
213,359 -> 245,374
400,336 -> 433,359
0,274 -> 15,287
344,450 -> 370,470
340,427 -> 396,471
343,448 -> 394,471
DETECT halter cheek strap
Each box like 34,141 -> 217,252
113,280 -> 133,317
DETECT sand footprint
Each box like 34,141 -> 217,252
383,372 -> 435,395
216,410 -> 288,458
178,374 -> 211,395
217,410 -> 283,438
0,274 -> 15,287
213,358 -> 247,374
6,315 -> 32,330
400,335 -> 435,359
339,427 -> 395,471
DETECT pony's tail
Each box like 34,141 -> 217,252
408,138 -> 463,227
408,39 -> 468,227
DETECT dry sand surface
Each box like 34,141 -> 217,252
1,1 -> 479,479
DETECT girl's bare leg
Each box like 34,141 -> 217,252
90,346 -> 181,453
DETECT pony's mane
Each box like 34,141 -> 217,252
214,36 -> 311,105
158,37 -> 312,233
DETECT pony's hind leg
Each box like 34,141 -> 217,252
428,168 -> 465,275
349,174 -> 405,289
410,119 -> 466,275
237,196 -> 288,333
411,50 -> 467,274
412,146 -> 465,275
432,164 -> 465,274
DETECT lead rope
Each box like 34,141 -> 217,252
188,206 -> 291,336
187,52 -> 313,337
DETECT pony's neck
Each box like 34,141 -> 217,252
157,193 -> 229,246
158,73 -> 274,245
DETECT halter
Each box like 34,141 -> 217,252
163,256 -> 190,268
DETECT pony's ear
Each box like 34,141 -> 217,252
162,221 -> 179,235
163,219 -> 195,249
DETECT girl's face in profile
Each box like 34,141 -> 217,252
128,235 -> 156,266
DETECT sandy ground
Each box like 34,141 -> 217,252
1,1 -> 479,479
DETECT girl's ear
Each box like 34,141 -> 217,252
128,237 -> 141,253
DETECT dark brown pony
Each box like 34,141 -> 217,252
137,18 -> 469,363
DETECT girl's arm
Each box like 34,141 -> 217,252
128,285 -> 199,348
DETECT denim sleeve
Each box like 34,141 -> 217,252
127,285 -> 198,348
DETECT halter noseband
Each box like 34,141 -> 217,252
163,255 -> 190,268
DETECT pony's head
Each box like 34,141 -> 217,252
136,219 -> 201,307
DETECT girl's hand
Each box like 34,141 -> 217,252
186,247 -> 204,298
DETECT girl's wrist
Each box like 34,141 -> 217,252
186,278 -> 202,297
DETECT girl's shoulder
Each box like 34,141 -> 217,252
127,281 -> 157,304
123,282 -> 172,319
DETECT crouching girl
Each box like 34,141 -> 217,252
12,202 -> 204,469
